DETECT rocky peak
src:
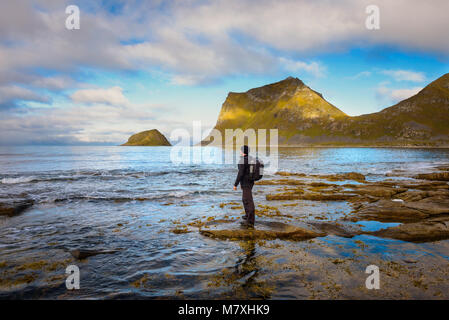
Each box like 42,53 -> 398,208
245,77 -> 304,101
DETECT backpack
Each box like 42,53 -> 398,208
248,158 -> 264,181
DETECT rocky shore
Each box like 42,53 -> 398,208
2,165 -> 448,244
164,163 -> 444,244
1,159 -> 448,299
162,164 -> 449,245
255,165 -> 449,243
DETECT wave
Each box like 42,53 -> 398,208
1,176 -> 37,184
39,189 -> 221,204
51,194 -> 185,203
0,168 -> 217,185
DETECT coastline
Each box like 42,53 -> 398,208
199,143 -> 449,149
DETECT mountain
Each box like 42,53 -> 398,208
202,74 -> 449,146
332,73 -> 449,145
121,129 -> 171,146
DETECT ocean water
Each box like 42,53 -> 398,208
1,146 -> 449,299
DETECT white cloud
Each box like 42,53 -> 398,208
70,86 -> 129,106
0,85 -> 50,108
1,0 -> 448,88
348,71 -> 372,80
170,75 -> 207,86
31,76 -> 74,90
376,86 -> 423,104
166,0 -> 449,54
0,98 -> 184,145
389,87 -> 423,101
279,58 -> 326,78
0,0 -> 448,144
382,70 -> 426,82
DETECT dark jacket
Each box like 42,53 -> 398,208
234,155 -> 255,188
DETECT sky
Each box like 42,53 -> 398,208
0,0 -> 448,145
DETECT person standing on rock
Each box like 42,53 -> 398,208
233,145 -> 256,227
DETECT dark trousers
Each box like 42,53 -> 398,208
242,186 -> 255,225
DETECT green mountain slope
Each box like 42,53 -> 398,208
202,74 -> 449,146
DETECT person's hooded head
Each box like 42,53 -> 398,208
241,145 -> 249,156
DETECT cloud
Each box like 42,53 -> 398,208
279,58 -> 326,78
31,76 -> 74,90
170,75 -> 208,86
164,0 -> 449,54
381,70 -> 426,82
1,0 -> 448,144
0,98 -> 183,145
70,86 -> 129,105
347,71 -> 372,80
1,0 -> 448,88
0,85 -> 50,109
389,87 -> 423,101
376,85 -> 423,104
122,29 -> 277,84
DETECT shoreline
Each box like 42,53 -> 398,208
198,144 -> 449,149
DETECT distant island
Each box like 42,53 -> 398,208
201,73 -> 449,147
121,129 -> 171,146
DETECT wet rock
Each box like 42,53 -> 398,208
266,192 -> 356,201
257,179 -> 304,186
266,192 -> 301,201
397,181 -> 449,190
275,171 -> 365,182
402,196 -> 449,215
307,221 -> 362,238
325,172 -> 366,182
395,190 -> 429,202
200,220 -> 325,241
171,227 -> 190,234
0,199 -> 34,217
345,185 -> 407,198
276,171 -> 306,177
414,172 -> 449,181
308,172 -> 366,182
394,190 -> 449,202
369,216 -> 449,242
302,193 -> 358,201
70,249 -> 120,260
353,200 -> 429,222
308,182 -> 338,188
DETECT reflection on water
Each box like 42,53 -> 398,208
357,221 -> 401,232
0,146 -> 448,299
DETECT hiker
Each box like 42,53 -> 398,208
233,145 -> 256,227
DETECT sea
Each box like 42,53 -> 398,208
1,146 -> 448,299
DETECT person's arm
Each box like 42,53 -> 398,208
234,163 -> 245,187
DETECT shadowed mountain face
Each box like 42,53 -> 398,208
121,129 -> 171,146
203,74 -> 449,146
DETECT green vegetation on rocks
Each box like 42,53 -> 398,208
121,129 -> 171,146
202,74 -> 449,146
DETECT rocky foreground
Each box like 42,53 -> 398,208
2,165 -> 449,244
1,164 -> 448,299
181,165 -> 449,244
257,165 -> 449,242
